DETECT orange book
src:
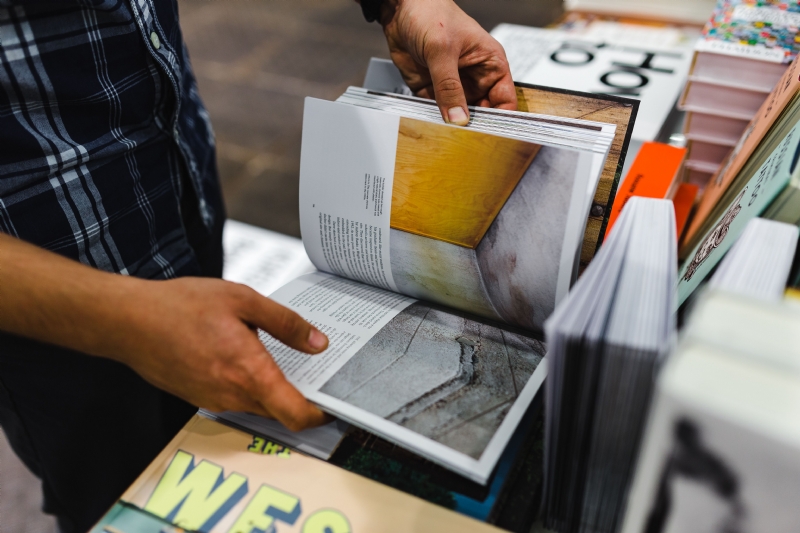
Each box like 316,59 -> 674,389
672,182 -> 699,240
682,56 -> 800,249
604,142 -> 686,238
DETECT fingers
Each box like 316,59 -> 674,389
253,357 -> 330,431
483,54 -> 517,111
426,45 -> 470,126
237,287 -> 328,354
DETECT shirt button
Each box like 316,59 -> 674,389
150,31 -> 161,49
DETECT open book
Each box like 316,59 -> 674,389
249,82 -> 634,484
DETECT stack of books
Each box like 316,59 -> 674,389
91,8 -> 800,525
678,55 -> 800,305
543,197 -> 677,533
621,290 -> 800,533
680,0 -> 800,187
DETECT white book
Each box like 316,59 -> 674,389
542,197 -> 677,532
490,22 -> 697,142
709,217 -> 799,301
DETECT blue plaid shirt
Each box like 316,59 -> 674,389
0,0 -> 223,279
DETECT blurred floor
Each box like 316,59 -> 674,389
1,1 -> 561,529
180,0 -> 563,236
0,428 -> 57,533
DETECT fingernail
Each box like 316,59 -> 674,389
447,106 -> 468,126
308,328 -> 328,350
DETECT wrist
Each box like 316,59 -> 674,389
378,0 -> 400,26
60,271 -> 150,364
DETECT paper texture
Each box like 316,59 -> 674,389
299,98 -> 399,292
102,415 -> 503,533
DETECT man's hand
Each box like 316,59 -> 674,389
0,234 -> 330,432
378,0 -> 517,125
113,278 -> 330,431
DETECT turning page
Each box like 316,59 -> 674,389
299,98 -> 608,331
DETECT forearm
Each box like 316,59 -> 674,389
0,233 -> 142,361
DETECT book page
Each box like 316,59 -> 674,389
300,98 -> 605,331
260,272 -> 547,483
299,99 -> 400,292
222,220 -> 315,296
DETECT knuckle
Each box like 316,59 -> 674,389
435,76 -> 462,97
229,282 -> 255,308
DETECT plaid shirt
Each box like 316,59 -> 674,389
0,0 -> 223,279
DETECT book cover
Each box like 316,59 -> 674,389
91,415 -> 503,533
673,183 -> 700,239
697,0 -> 800,64
490,22 -> 696,143
621,292 -> 800,533
604,142 -> 686,237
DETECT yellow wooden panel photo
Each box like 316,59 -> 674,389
391,117 -> 540,249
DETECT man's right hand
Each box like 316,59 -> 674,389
0,234 -> 330,432
114,277 -> 331,431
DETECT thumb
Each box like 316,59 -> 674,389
427,49 -> 469,126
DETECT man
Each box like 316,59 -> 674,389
0,0 -> 516,530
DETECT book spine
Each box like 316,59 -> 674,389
696,39 -> 787,63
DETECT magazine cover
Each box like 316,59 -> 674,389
92,416 -> 504,533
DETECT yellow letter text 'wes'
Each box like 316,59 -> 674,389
144,450 -> 248,532
228,484 -> 301,533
